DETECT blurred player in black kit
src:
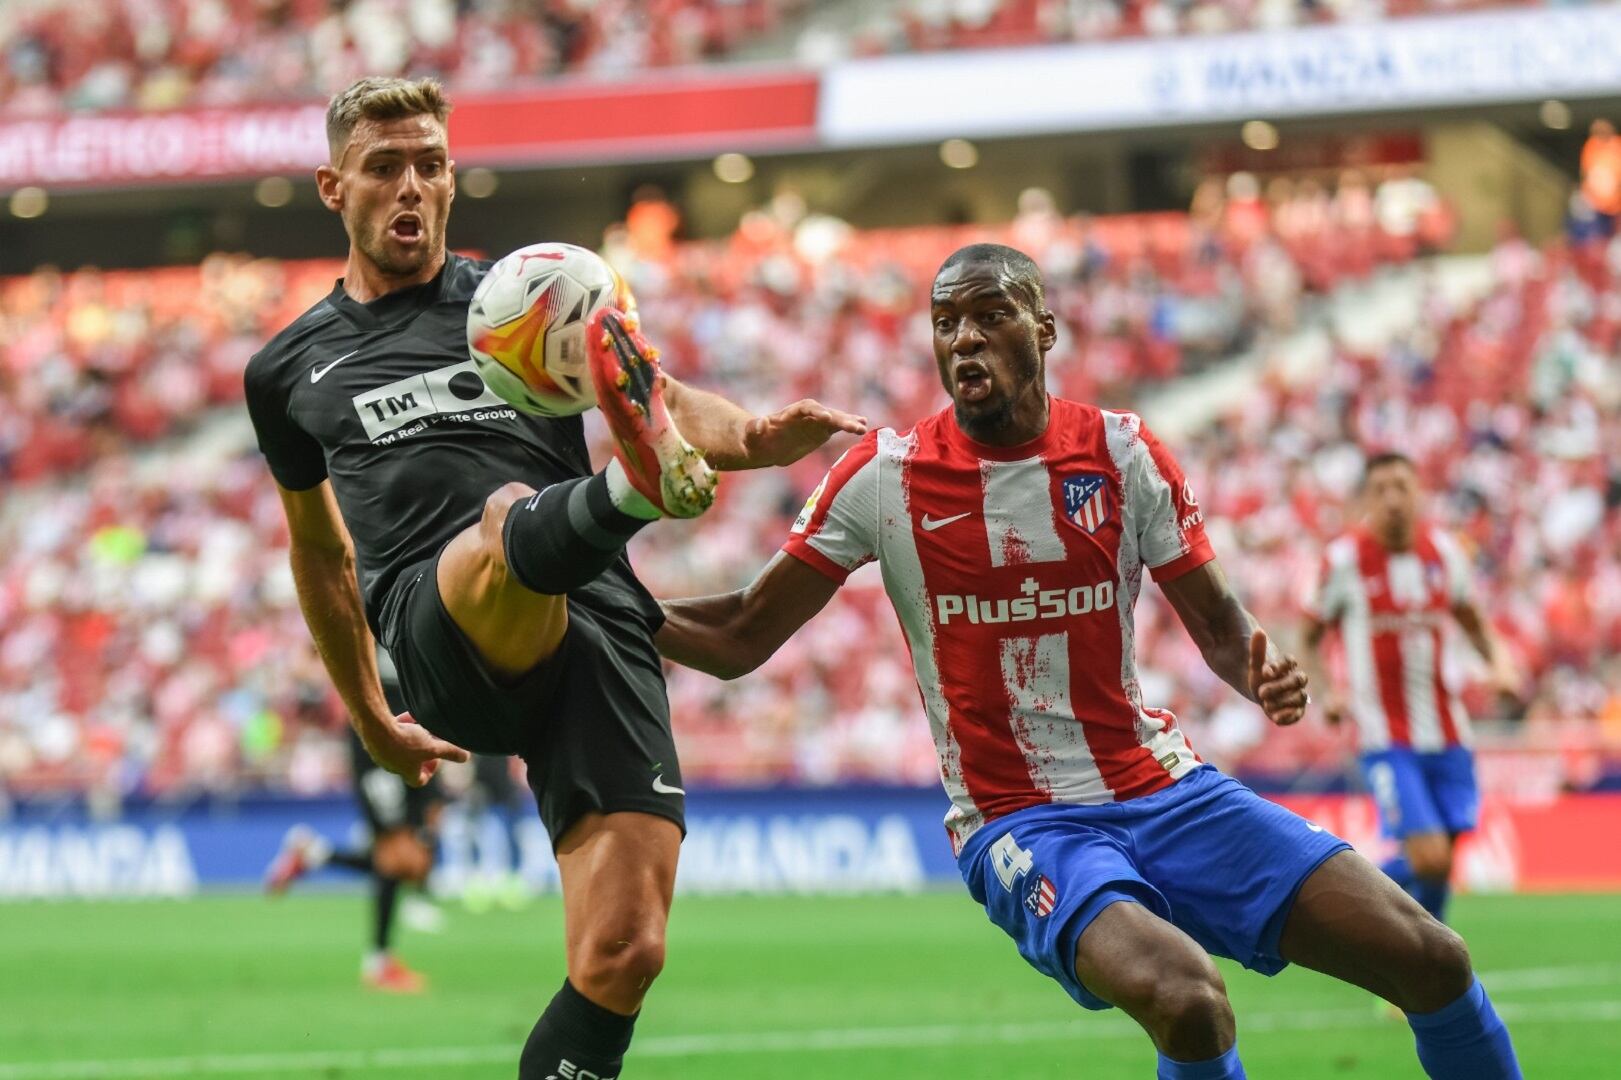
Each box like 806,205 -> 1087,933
266,645 -> 444,992
243,75 -> 865,1078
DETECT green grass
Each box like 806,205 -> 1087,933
0,892 -> 1616,1078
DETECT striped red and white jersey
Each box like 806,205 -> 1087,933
781,397 -> 1215,852
1306,526 -> 1475,752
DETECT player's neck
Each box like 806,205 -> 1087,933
341,249 -> 446,304
1374,526 -> 1415,552
959,392 -> 1051,448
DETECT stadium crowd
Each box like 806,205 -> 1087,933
0,0 -> 1563,114
0,182 -> 1616,801
0,170 -> 1441,487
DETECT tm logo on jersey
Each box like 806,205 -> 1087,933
935,577 -> 1116,625
352,360 -> 512,442
1062,473 -> 1113,535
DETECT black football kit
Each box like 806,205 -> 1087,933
245,254 -> 684,843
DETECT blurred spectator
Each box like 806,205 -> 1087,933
1581,118 -> 1621,234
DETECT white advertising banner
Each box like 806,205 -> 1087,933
819,8 -> 1621,145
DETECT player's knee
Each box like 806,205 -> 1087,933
1402,921 -> 1473,1012
480,482 -> 537,561
1408,841 -> 1453,882
373,832 -> 430,882
571,930 -> 667,1008
1143,968 -> 1234,1059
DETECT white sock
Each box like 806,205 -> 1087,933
605,458 -> 660,520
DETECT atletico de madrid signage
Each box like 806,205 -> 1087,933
0,72 -> 820,192
0,106 -> 330,189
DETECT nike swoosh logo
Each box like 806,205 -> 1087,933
652,776 -> 685,796
310,349 -> 361,383
921,512 -> 972,532
1306,823 -> 1325,833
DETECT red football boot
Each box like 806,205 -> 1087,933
264,825 -> 328,895
362,953 -> 428,994
587,308 -> 717,519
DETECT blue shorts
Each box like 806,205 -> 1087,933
957,765 -> 1350,1010
1361,745 -> 1479,840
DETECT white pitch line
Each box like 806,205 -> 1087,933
1,982 -> 1616,1079
1478,963 -> 1621,992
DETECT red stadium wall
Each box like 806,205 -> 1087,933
1273,794 -> 1621,894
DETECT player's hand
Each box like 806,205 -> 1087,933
739,399 -> 868,469
364,712 -> 470,787
1488,653 -> 1523,701
1248,629 -> 1309,727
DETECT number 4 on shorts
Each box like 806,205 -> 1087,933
990,832 -> 1035,892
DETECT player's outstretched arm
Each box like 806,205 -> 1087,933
661,375 -> 868,470
276,480 -> 470,785
1160,560 -> 1310,726
1452,599 -> 1522,699
656,552 -> 840,679
1298,617 -> 1347,726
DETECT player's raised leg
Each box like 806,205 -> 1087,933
1279,850 -> 1521,1079
1075,903 -> 1246,1079
519,812 -> 681,1080
435,308 -> 717,679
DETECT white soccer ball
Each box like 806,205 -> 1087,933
467,242 -> 636,417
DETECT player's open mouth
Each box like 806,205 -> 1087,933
954,360 -> 992,403
389,215 -> 423,243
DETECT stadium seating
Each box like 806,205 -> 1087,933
0,0 -> 1562,113
0,0 -> 806,113
1,193 -> 1615,799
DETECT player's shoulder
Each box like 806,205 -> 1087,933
1088,404 -> 1151,456
246,290 -> 344,389
437,252 -> 496,303
1323,532 -> 1362,569
1423,523 -> 1468,561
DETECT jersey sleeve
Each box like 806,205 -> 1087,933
780,431 -> 881,584
1432,528 -> 1476,607
1119,415 -> 1214,582
244,350 -> 329,491
1303,542 -> 1352,623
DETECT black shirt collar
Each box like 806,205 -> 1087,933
328,256 -> 455,330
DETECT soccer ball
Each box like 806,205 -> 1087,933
466,242 -> 636,417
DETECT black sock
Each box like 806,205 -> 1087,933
373,876 -> 399,953
502,475 -> 651,595
519,980 -> 638,1080
329,849 -> 372,873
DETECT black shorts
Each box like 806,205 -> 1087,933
378,551 -> 685,846
348,725 -> 444,836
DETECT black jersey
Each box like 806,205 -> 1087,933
244,253 -> 660,635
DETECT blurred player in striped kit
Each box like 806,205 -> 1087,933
1302,452 -> 1521,923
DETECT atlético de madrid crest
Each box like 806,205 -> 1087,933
1062,474 -> 1113,535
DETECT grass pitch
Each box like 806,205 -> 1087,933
0,892 -> 1615,1078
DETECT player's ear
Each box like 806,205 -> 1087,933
1036,307 -> 1058,354
316,164 -> 343,213
446,159 -> 456,203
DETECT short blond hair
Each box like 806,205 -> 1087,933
326,76 -> 452,162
